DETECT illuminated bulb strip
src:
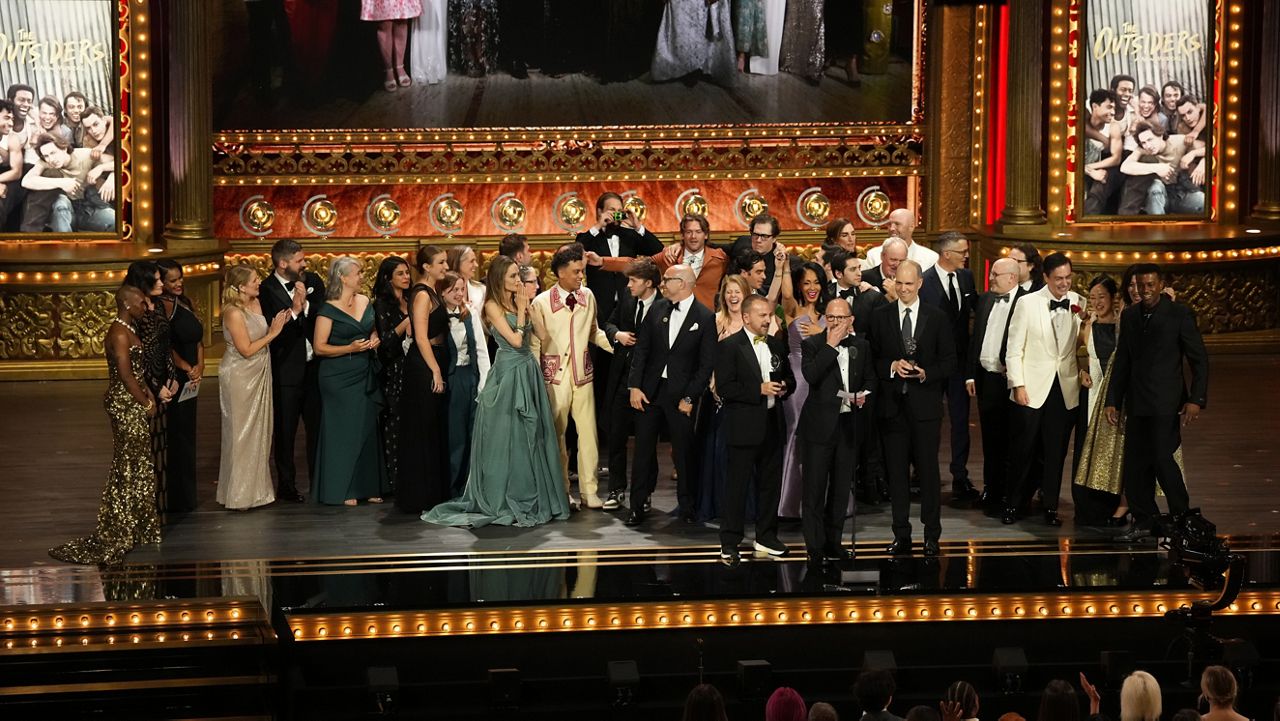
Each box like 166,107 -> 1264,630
280,591 -> 1280,641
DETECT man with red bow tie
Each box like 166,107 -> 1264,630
530,244 -> 614,510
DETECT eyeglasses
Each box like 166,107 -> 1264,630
825,314 -> 852,322
660,277 -> 684,285
750,232 -> 777,240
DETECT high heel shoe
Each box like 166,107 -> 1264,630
1105,512 -> 1131,527
383,68 -> 398,92
396,65 -> 411,87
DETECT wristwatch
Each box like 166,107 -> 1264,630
681,396 -> 693,405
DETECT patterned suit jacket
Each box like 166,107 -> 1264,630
529,285 -> 613,386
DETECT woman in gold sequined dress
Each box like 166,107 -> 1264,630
50,286 -> 162,566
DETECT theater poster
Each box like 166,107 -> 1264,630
1078,0 -> 1212,220
0,0 -> 118,237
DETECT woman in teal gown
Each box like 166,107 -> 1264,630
312,256 -> 388,506
422,256 -> 569,528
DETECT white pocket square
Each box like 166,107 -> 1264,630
306,286 -> 315,295
689,323 -> 700,331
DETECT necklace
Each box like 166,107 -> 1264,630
113,317 -> 137,334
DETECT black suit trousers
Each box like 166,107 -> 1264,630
801,414 -> 859,553
974,370 -> 1012,499
1006,380 -> 1073,512
271,361 -> 322,492
719,406 -> 784,549
607,373 -> 653,493
945,373 -> 972,483
630,380 -> 696,513
883,403 -> 943,543
1122,414 -> 1190,526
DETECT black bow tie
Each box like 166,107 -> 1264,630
1049,298 -> 1070,312
839,288 -> 857,300
995,294 -> 1010,303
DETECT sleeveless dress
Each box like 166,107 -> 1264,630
50,343 -> 160,566
397,284 -> 449,513
422,312 -> 569,528
778,312 -> 825,517
217,309 -> 275,510
165,298 -> 203,512
313,302 -> 388,504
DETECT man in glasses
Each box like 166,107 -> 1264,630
919,231 -> 979,503
624,264 -> 717,526
798,297 -> 874,569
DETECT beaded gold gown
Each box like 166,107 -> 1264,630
49,344 -> 160,566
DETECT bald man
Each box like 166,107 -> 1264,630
863,209 -> 940,272
870,260 -> 956,556
624,263 -> 718,526
863,237 -> 908,297
965,257 -> 1022,514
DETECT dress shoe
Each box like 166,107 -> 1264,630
1044,509 -> 1063,527
952,480 -> 980,501
680,509 -> 697,524
752,538 -> 789,558
602,490 -> 624,510
886,539 -> 913,556
1114,523 -> 1154,543
568,495 -> 582,512
624,510 -> 645,527
1001,507 -> 1019,525
1105,512 -> 1131,528
642,498 -> 652,513
806,555 -> 829,573
822,546 -> 855,562
585,497 -> 604,510
277,489 -> 305,503
923,539 -> 940,557
719,548 -> 741,568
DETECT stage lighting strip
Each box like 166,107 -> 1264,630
284,590 -> 1280,642
997,245 -> 1280,265
0,262 -> 222,286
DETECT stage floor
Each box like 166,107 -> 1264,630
2,355 -> 1278,607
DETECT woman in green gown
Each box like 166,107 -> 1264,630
422,256 -> 569,528
312,256 -> 388,506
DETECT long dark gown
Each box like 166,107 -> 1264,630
313,303 -> 388,505
50,344 -> 160,566
397,284 -> 449,514
422,312 -> 569,528
137,304 -> 174,517
374,295 -> 410,494
164,297 -> 202,513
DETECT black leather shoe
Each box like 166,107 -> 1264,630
886,539 -> 913,556
277,489 -> 305,503
624,510 -> 645,527
952,481 -> 980,501
642,498 -> 652,513
822,546 -> 854,562
806,555 -> 829,573
1105,512 -> 1131,527
1115,523 -> 1153,543
1044,509 -> 1063,527
923,539 -> 940,557
1001,507 -> 1019,525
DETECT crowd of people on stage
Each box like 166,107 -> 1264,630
0,83 -> 118,233
1082,74 -> 1208,216
50,191 -> 1209,568
679,665 -> 1262,721
252,0 -> 868,94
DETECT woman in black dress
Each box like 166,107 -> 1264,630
396,246 -> 450,513
123,261 -> 178,516
372,256 -> 413,495
156,259 -> 204,513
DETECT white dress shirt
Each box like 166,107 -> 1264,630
590,223 -> 648,257
662,297 -> 691,378
742,327 -> 776,409
274,272 -> 313,361
683,248 -> 705,277
835,343 -> 852,413
634,292 -> 654,326
448,311 -> 471,366
976,292 -> 1015,375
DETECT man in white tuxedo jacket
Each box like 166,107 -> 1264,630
1002,252 -> 1084,527
530,246 -> 613,510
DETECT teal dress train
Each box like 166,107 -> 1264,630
314,302 -> 388,505
422,312 -> 569,528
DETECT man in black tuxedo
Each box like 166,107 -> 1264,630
799,297 -> 874,567
713,214 -> 784,293
870,260 -> 956,556
578,192 -> 664,467
1105,264 -> 1208,541
259,238 -> 326,502
964,257 -> 1022,514
625,264 -> 717,526
602,258 -> 662,510
861,238 -> 907,300
715,295 -> 795,565
919,231 -> 979,501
